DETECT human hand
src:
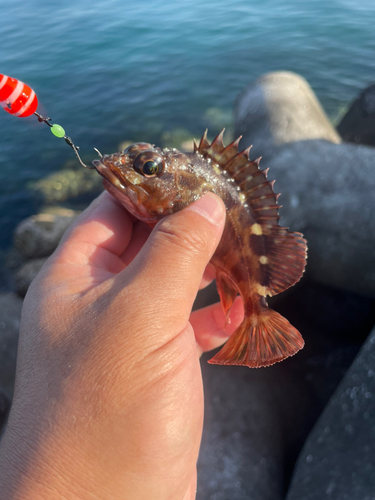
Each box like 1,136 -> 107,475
0,191 -> 243,500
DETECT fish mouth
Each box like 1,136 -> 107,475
92,159 -> 128,191
92,159 -> 150,211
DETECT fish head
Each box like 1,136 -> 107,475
93,142 -> 209,222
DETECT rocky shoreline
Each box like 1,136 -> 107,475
1,71 -> 375,499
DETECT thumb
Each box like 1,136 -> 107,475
116,192 -> 225,335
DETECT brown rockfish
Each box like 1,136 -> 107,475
93,130 -> 307,368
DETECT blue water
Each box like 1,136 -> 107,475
1,0 -> 375,248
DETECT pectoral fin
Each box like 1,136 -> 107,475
216,271 -> 239,326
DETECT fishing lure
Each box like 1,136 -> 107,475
0,73 -> 93,168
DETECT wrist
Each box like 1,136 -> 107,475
0,415 -> 85,500
0,404 -> 196,500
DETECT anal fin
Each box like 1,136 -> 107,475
208,307 -> 304,368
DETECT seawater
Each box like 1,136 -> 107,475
1,0 -> 375,248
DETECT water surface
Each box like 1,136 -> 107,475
1,0 -> 374,247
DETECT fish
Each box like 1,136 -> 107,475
93,130 -> 307,368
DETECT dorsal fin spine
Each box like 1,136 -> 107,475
224,149 -> 250,172
243,146 -> 252,158
223,136 -> 242,154
233,163 -> 262,181
237,169 -> 265,184
241,181 -> 272,195
211,129 -> 225,148
252,204 -> 280,212
258,215 -> 281,221
198,129 -> 209,151
249,193 -> 278,203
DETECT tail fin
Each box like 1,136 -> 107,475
208,308 -> 304,368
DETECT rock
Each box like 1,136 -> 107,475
337,83 -> 375,146
180,139 -> 195,152
197,279 -> 373,499
5,247 -> 25,271
14,258 -> 48,297
253,139 -> 375,298
0,391 -> 10,434
234,72 -> 341,161
0,293 -> 23,399
0,249 -> 14,292
161,128 -> 197,150
119,134 -> 199,154
118,140 -> 134,152
13,208 -> 79,259
197,362 -> 287,500
204,107 -> 233,131
287,325 -> 375,500
29,167 -> 103,204
234,72 -> 375,297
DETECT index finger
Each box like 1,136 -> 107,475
57,191 -> 134,265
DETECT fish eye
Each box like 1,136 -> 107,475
134,152 -> 165,177
124,142 -> 153,154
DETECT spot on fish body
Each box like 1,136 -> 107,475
251,223 -> 263,235
256,284 -> 268,296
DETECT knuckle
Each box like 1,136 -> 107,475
156,218 -> 210,256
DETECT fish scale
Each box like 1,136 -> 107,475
94,130 -> 307,368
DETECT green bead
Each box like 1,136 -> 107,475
51,124 -> 65,138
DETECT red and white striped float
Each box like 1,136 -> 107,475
0,74 -> 38,117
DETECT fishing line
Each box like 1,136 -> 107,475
0,73 -> 96,169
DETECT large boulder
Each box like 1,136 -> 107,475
14,258 -> 48,298
337,83 -> 375,146
29,167 -> 103,204
13,207 -> 79,259
234,72 -> 341,161
0,293 -> 23,399
196,278 -> 370,500
260,139 -> 375,298
0,391 -> 10,435
234,72 -> 375,297
287,325 -> 375,500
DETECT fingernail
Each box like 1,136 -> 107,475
186,193 -> 225,225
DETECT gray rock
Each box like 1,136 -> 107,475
196,279 -> 373,499
0,391 -> 10,434
29,167 -> 103,204
5,247 -> 25,271
234,72 -> 341,161
337,83 -> 375,146
234,72 -> 375,297
13,207 -> 79,259
14,258 -> 47,297
0,248 -> 14,292
257,139 -> 375,298
287,325 -> 375,500
197,364 -> 287,500
0,293 -> 23,399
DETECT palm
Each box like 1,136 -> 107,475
53,191 -> 243,354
